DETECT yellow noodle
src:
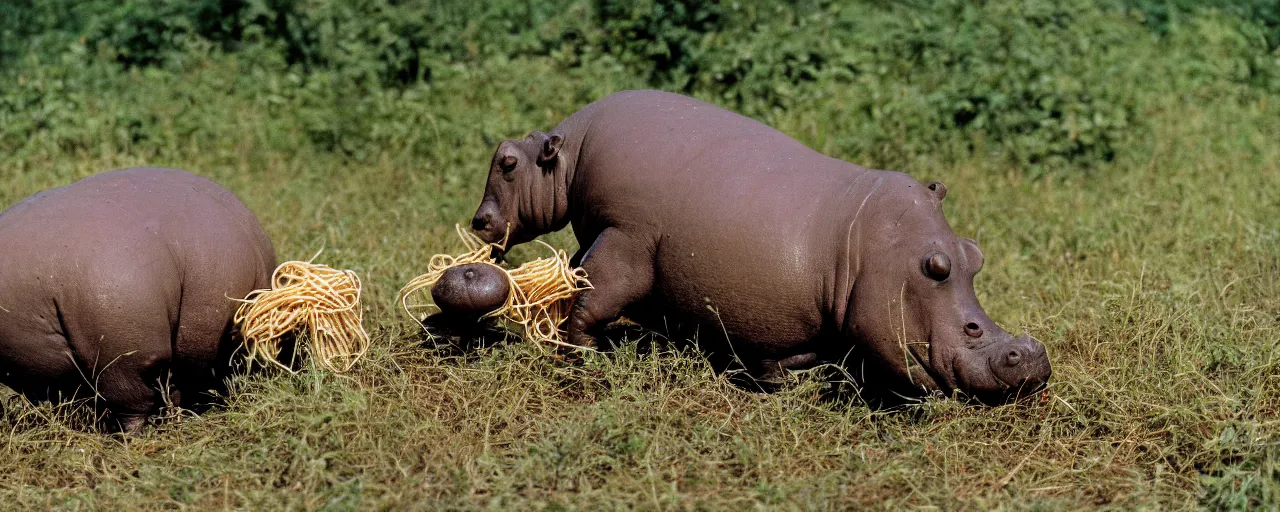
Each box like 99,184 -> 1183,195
234,261 -> 370,372
397,225 -> 592,351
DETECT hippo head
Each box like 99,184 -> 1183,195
471,131 -> 570,249
847,174 -> 1051,405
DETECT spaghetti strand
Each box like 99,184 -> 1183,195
397,225 -> 592,351
235,261 -> 370,372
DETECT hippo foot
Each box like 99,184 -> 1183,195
420,312 -> 503,336
548,347 -> 588,365
732,352 -> 823,393
757,353 -> 820,383
417,312 -> 511,349
567,330 -> 599,351
107,413 -> 149,434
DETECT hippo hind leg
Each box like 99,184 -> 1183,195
63,305 -> 175,434
734,352 -> 821,393
91,345 -> 174,434
568,228 -> 655,348
79,348 -> 171,434
758,352 -> 820,382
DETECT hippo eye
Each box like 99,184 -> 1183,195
500,155 -> 518,173
922,252 -> 951,281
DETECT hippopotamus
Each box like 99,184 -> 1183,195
470,90 -> 1051,404
0,168 -> 275,431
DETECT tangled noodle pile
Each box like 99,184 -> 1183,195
235,260 -> 370,372
397,225 -> 592,351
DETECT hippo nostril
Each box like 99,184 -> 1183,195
471,216 -> 488,232
964,322 -> 983,338
1006,350 -> 1021,366
463,269 -> 476,280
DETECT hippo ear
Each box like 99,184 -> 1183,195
537,133 -> 564,167
927,181 -> 947,200
960,238 -> 984,272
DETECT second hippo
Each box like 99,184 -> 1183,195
471,90 -> 1051,404
0,168 -> 276,431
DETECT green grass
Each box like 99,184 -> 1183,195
1,54 -> 1279,510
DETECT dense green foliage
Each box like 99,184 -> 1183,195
0,1 -> 1278,509
3,0 -> 1277,170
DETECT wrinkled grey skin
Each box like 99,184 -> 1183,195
472,90 -> 1051,404
0,168 -> 276,431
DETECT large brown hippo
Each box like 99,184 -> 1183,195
0,168 -> 275,431
471,90 -> 1051,404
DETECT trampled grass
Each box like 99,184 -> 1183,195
0,58 -> 1277,510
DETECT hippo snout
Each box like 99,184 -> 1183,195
470,201 -> 503,243
988,334 -> 1051,400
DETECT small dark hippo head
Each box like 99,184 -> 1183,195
431,262 -> 511,321
849,174 -> 1051,405
472,131 -> 570,250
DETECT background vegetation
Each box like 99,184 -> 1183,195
0,0 -> 1277,509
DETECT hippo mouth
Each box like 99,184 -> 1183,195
469,217 -> 514,262
905,337 -> 1049,404
981,334 -> 1052,404
472,225 -> 510,247
986,370 -> 1048,404
488,245 -> 506,263
957,343 -> 1054,407
905,342 -> 952,394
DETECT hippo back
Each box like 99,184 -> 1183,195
563,91 -> 883,362
0,168 -> 276,402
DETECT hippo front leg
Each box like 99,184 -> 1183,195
758,352 -> 821,382
568,228 -> 655,348
112,413 -> 150,434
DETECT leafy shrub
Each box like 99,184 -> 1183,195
592,0 -> 726,89
573,0 -> 1150,168
1,0 -> 1278,172
844,0 -> 1144,168
0,0 -> 99,66
1111,0 -> 1280,50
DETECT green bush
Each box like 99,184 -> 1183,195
591,0 -> 727,88
1112,0 -> 1280,49
2,0 -> 1278,171
568,0 -> 1277,169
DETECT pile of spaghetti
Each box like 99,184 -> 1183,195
234,260 -> 370,372
397,225 -> 592,350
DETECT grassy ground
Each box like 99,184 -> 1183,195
1,58 -> 1278,510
